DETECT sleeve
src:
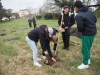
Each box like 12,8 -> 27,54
53,43 -> 57,51
58,15 -> 62,26
45,40 -> 53,58
94,15 -> 97,23
39,33 -> 46,52
68,14 -> 75,28
75,15 -> 85,32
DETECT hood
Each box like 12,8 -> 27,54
78,5 -> 88,12
40,25 -> 47,32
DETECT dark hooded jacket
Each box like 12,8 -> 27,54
27,25 -> 54,58
27,25 -> 47,52
58,13 -> 75,35
75,5 -> 97,36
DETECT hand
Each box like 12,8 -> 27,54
51,57 -> 56,62
65,26 -> 68,29
44,51 -> 48,55
58,29 -> 62,32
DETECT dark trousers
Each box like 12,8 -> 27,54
29,23 -> 32,28
62,32 -> 70,48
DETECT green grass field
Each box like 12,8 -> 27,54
0,18 -> 100,75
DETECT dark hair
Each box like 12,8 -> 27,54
63,5 -> 69,9
74,1 -> 83,8
63,5 -> 70,13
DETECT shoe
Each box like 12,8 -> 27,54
37,58 -> 42,61
88,59 -> 90,65
42,55 -> 46,59
66,47 -> 69,50
34,62 -> 42,67
62,47 -> 66,49
77,63 -> 89,69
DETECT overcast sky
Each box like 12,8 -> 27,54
1,0 -> 46,12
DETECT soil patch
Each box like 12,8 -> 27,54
44,56 -> 60,66
0,33 -> 6,36
7,37 -> 20,41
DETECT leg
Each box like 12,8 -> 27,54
88,36 -> 95,59
81,36 -> 91,65
26,36 -> 41,67
65,34 -> 70,49
29,23 -> 32,28
77,36 -> 90,69
62,32 -> 66,48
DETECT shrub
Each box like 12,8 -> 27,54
52,13 -> 60,19
36,15 -> 42,19
44,13 -> 53,20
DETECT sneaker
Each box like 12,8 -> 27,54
37,58 -> 42,61
77,63 -> 89,69
88,59 -> 90,65
42,55 -> 46,59
34,62 -> 42,67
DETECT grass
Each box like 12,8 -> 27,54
0,18 -> 100,75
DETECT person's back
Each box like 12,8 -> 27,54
76,5 -> 97,36
28,25 -> 47,42
74,1 -> 97,70
28,18 -> 32,28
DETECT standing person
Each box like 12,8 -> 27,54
28,18 -> 32,28
32,17 -> 37,28
74,1 -> 97,69
26,25 -> 56,67
58,5 -> 75,50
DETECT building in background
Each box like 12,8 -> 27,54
19,9 -> 29,18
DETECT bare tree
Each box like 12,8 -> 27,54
27,7 -> 33,18
38,0 -> 61,15
97,0 -> 100,10
11,12 -> 20,19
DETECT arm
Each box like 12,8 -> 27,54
58,15 -> 62,26
45,40 -> 56,62
39,33 -> 46,52
75,15 -> 85,32
94,15 -> 97,23
68,14 -> 75,28
45,40 -> 53,58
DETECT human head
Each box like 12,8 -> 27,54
48,27 -> 53,38
74,0 -> 83,12
63,5 -> 69,14
51,35 -> 58,43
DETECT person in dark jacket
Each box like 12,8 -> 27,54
26,25 -> 56,67
58,5 -> 75,50
32,17 -> 37,28
28,18 -> 32,28
74,1 -> 97,69
42,28 -> 58,59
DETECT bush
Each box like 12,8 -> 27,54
53,13 -> 60,19
93,11 -> 100,18
44,13 -> 53,20
36,15 -> 42,19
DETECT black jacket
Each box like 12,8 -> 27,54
58,13 -> 75,34
75,5 -> 97,36
27,25 -> 47,52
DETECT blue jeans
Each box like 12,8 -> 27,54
26,36 -> 38,63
